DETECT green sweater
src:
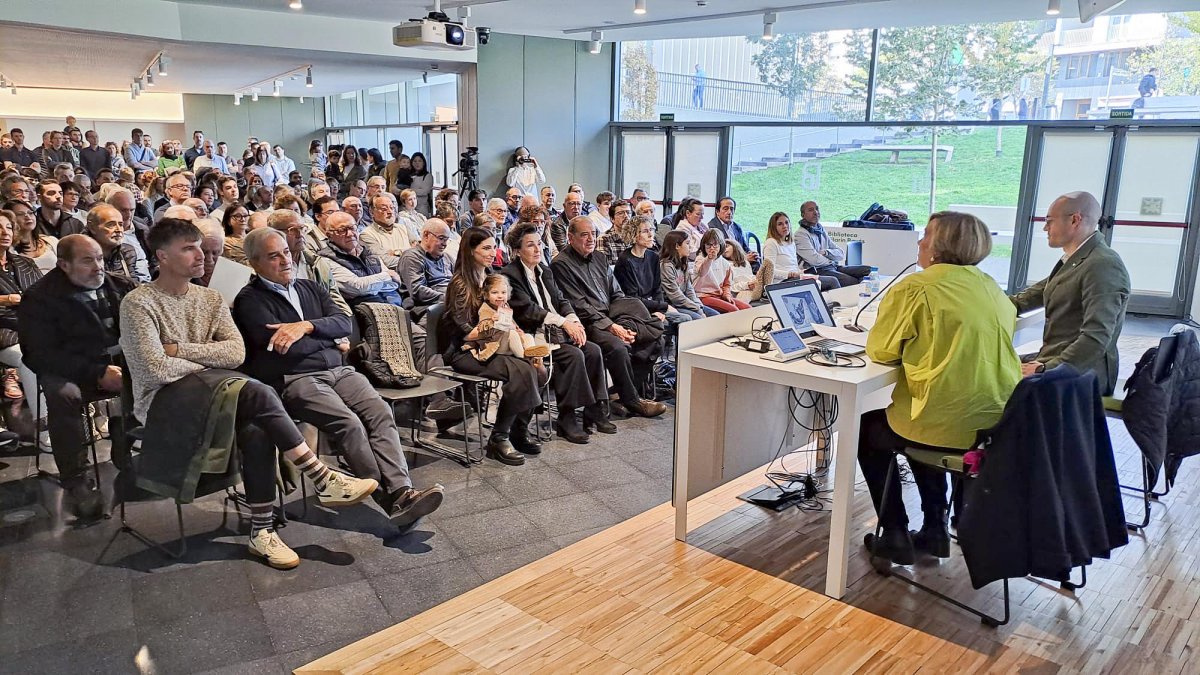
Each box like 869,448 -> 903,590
867,264 -> 1020,449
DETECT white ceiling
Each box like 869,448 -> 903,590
181,0 -> 1200,40
0,24 -> 464,97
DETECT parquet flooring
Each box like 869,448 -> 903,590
299,418 -> 1200,674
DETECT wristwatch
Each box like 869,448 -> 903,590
1034,362 -> 1045,373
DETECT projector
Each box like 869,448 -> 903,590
393,17 -> 477,50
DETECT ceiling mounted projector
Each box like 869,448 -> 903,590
393,11 -> 477,50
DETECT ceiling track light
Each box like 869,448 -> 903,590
634,0 -> 647,14
762,12 -> 776,40
252,89 -> 259,101
272,80 -> 281,97
306,66 -> 313,87
289,0 -> 302,8
1046,0 -> 1061,15
9,88 -> 14,96
299,96 -> 304,103
146,71 -> 155,87
158,55 -> 169,77
588,30 -> 603,54
233,93 -> 242,105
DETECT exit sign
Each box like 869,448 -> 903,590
1110,108 -> 1135,119
659,113 -> 675,122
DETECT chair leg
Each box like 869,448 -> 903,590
868,454 -> 898,574
120,499 -> 188,559
1120,456 -> 1153,531
1061,565 -> 1087,592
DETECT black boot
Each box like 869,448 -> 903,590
486,402 -> 525,466
64,475 -> 104,522
582,403 -> 616,434
510,411 -> 541,456
864,527 -> 915,566
556,410 -> 589,444
912,509 -> 951,558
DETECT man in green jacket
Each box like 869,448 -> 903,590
1010,191 -> 1130,395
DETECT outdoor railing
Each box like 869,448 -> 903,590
655,70 -> 865,121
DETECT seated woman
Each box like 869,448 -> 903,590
615,215 -> 693,338
859,211 -> 1020,564
6,199 -> 57,274
221,204 -> 250,264
762,212 -> 837,291
659,230 -> 718,321
691,229 -> 750,314
441,226 -> 543,466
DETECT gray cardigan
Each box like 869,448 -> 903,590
659,259 -> 703,313
795,222 -> 845,269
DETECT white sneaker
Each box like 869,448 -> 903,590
316,471 -> 378,507
248,529 -> 300,569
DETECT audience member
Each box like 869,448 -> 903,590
763,212 -> 836,290
360,194 -> 411,268
505,146 -> 545,198
552,216 -> 667,418
0,128 -> 38,170
540,185 -> 560,223
567,183 -> 595,215
79,130 -> 111,180
38,131 -> 74,178
614,216 -> 695,343
709,197 -> 757,266
106,189 -> 152,279
409,153 -> 433,216
396,189 -> 427,242
250,147 -> 284,189
193,139 -> 229,175
221,205 -> 251,264
441,227 -> 543,464
796,201 -> 870,286
154,173 -> 193,223
85,204 -> 143,284
8,200 -> 58,273
692,229 -> 749,313
319,212 -> 407,308
157,141 -> 185,176
342,196 -> 367,230
182,131 -> 205,169
550,191 -> 583,252
233,227 -> 444,528
598,199 -> 633,261
194,218 -> 225,287
20,235 -> 136,519
1009,191 -> 1131,395
121,218 -> 380,569
398,219 -> 454,323
458,189 -> 486,232
659,229 -> 716,320
383,140 -> 411,197
35,181 -> 84,238
589,191 -> 615,236
0,211 -> 45,429
267,209 -> 350,316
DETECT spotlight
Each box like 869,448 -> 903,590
146,71 -> 155,87
158,56 -> 169,77
305,66 -> 313,87
272,80 -> 281,97
0,76 -> 6,88
131,82 -> 138,99
9,88 -> 14,96
589,31 -> 603,54
299,96 -> 304,103
252,89 -> 259,101
234,93 -> 242,105
422,71 -> 429,84
1046,0 -> 1061,15
289,0 -> 302,8
634,0 -> 646,14
134,77 -> 143,94
762,12 -> 776,40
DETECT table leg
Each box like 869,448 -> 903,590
673,353 -> 693,542
825,387 -> 862,599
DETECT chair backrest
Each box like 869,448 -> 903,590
746,232 -> 762,257
426,302 -> 447,357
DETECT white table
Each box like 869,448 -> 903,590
671,286 -> 1044,600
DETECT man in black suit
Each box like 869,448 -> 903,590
19,235 -> 135,520
232,227 -> 443,529
502,223 -> 611,443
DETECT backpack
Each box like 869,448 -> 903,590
352,302 -> 423,389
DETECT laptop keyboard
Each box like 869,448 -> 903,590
808,338 -> 853,350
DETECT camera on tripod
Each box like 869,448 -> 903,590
455,146 -> 480,193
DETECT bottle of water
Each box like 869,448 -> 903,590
865,267 -> 881,295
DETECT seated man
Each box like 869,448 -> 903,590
121,218 -> 379,569
233,228 -> 444,528
709,196 -> 758,268
551,216 -> 667,419
1009,191 -> 1130,395
397,219 -> 453,324
795,200 -> 870,287
193,218 -> 225,288
84,204 -> 143,285
359,194 -> 412,268
267,209 -> 350,316
19,235 -> 135,520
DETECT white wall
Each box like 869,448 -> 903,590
182,94 -> 324,178
1,117 -> 183,148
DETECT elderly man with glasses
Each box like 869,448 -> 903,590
153,173 -> 193,223
84,204 -> 142,285
359,194 -> 412,269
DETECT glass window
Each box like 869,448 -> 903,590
364,84 -> 400,126
729,125 -> 1026,286
329,91 -> 360,127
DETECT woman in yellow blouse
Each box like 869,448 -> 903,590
860,211 -> 1020,565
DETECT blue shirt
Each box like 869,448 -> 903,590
260,277 -> 304,319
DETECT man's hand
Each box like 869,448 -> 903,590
97,365 -> 123,392
652,311 -> 666,323
563,320 -> 586,346
336,341 -> 351,354
1020,361 -> 1043,378
387,269 -> 403,284
746,251 -> 759,263
162,342 -> 178,357
3,294 -> 19,306
266,321 -> 314,354
608,323 -> 635,344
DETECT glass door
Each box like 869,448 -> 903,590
1011,125 -> 1200,316
616,126 -> 727,223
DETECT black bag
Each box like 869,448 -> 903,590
352,303 -> 423,389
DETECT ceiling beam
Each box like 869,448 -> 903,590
561,0 -> 896,35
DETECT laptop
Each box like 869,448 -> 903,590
764,279 -> 865,355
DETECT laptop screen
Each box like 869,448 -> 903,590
765,279 -> 834,336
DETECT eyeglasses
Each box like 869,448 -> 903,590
167,184 -> 190,191
231,213 -> 249,220
428,234 -> 451,243
327,227 -> 356,236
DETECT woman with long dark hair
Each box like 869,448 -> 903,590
440,227 -> 543,466
366,148 -> 388,178
659,229 -> 716,320
339,145 -> 366,199
251,147 -> 283,189
505,146 -> 545,198
409,152 -> 433,217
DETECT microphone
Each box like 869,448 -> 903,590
846,262 -> 919,332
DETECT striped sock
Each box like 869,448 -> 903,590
292,449 -> 332,491
249,501 -> 275,536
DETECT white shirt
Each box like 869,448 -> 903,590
261,277 -> 304,318
194,154 -> 229,174
764,238 -> 801,283
1062,231 -> 1098,264
359,221 -> 412,268
521,260 -> 578,328
589,211 -> 613,236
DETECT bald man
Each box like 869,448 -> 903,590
397,219 -> 454,323
19,234 -> 136,520
1010,191 -> 1130,395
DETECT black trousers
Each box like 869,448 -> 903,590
586,325 -> 644,406
856,409 -> 956,529
816,264 -> 872,288
42,374 -> 108,486
446,350 -> 542,439
550,340 -> 605,411
235,379 -> 306,504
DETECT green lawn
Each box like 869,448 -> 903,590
731,127 -> 1027,239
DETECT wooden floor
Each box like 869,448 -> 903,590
299,422 -> 1200,674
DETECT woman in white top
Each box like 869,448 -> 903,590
505,146 -> 546,199
588,191 -> 615,236
8,203 -> 57,274
250,147 -> 283,190
673,198 -> 705,257
691,229 -> 750,314
724,239 -> 766,303
308,140 -> 327,177
762,211 -> 834,290
396,188 -> 427,242
409,153 -> 435,217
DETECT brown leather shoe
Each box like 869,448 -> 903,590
628,399 -> 667,418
